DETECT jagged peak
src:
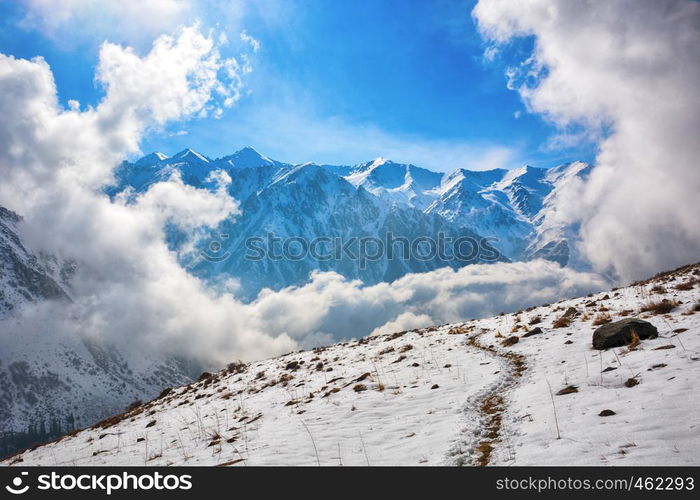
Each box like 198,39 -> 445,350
220,146 -> 286,168
172,148 -> 210,163
134,151 -> 169,166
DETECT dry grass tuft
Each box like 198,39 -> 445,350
552,316 -> 571,328
624,378 -> 639,388
592,312 -> 612,325
628,330 -> 641,350
528,315 -> 542,325
640,299 -> 679,315
556,385 -> 578,396
501,336 -> 519,347
675,279 -> 698,291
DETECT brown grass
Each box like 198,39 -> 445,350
653,344 -> 676,350
448,326 -> 471,335
624,378 -> 639,388
556,385 -> 579,396
640,299 -> 679,315
226,361 -> 248,373
592,312 -> 612,325
675,279 -> 698,291
501,336 -> 519,347
628,330 -> 641,350
552,316 -> 571,328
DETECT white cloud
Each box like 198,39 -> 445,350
240,261 -> 606,352
370,312 -> 434,337
240,30 -> 260,52
19,0 -> 194,47
0,26 -> 282,364
474,0 -> 700,281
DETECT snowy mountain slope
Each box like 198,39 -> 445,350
426,168 -> 535,259
344,158 -> 443,211
525,161 -> 593,267
0,207 -> 198,456
110,148 -> 592,296
7,262 -> 698,466
0,207 -> 71,318
0,325 -> 197,458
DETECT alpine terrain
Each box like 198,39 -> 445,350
4,262 -> 698,466
111,148 -> 592,297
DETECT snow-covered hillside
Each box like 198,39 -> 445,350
6,262 -> 698,466
111,148 -> 592,297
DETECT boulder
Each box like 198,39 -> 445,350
592,318 -> 658,350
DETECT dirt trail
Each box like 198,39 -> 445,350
449,328 -> 527,466
467,333 -> 526,465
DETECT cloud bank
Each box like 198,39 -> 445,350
474,0 -> 700,281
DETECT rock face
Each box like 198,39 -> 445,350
592,318 -> 658,350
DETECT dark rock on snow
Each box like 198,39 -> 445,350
592,318 -> 658,350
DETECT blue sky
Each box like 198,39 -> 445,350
0,0 -> 596,171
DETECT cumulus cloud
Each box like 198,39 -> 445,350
474,0 -> 700,281
370,312 -> 435,337
0,25 -> 288,364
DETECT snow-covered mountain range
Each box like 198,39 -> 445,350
111,147 -> 592,297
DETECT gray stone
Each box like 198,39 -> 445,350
592,318 -> 658,350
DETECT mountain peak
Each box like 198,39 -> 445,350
371,157 -> 391,167
221,147 -> 285,168
172,148 -> 210,164
134,151 -> 168,166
